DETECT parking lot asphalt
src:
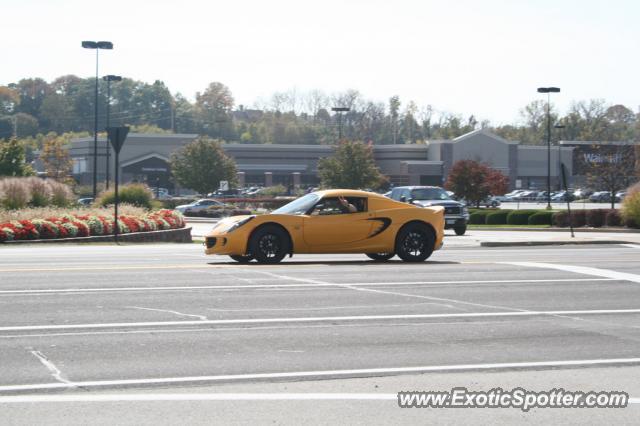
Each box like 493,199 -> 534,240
1,242 -> 639,423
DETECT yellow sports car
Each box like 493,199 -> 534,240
204,189 -> 444,263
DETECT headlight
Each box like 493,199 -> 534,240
227,216 -> 255,233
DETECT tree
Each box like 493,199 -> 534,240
0,138 -> 34,176
317,140 -> 386,189
586,143 -> 637,209
40,133 -> 73,181
445,160 -> 509,208
169,137 -> 237,194
195,82 -> 234,138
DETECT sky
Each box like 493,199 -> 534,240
2,0 -> 639,125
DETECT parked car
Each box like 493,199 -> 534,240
204,189 -> 445,263
175,199 -> 226,214
551,191 -> 574,202
388,186 -> 469,235
77,197 -> 94,206
589,191 -> 622,203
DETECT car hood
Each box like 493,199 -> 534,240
209,215 -> 254,234
175,204 -> 194,209
411,200 -> 463,208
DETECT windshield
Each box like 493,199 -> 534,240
411,188 -> 451,201
271,193 -> 320,215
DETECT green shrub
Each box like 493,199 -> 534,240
528,211 -> 554,225
586,209 -> 608,228
621,183 -> 640,228
96,183 -> 154,209
507,210 -> 538,225
469,210 -> 490,224
486,210 -> 512,225
606,209 -> 622,227
48,180 -> 73,207
259,185 -> 288,197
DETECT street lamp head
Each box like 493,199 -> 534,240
537,87 -> 561,93
82,40 -> 113,49
331,107 -> 350,112
103,75 -> 122,82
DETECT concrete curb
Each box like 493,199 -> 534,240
481,240 -> 632,247
469,227 -> 640,233
1,227 -> 192,245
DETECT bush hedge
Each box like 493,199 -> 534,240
586,209 -> 608,228
528,211 -> 555,225
97,184 -> 154,209
486,210 -> 513,225
507,210 -> 538,225
605,210 -> 622,227
621,183 -> 640,228
468,210 -> 490,224
0,209 -> 184,242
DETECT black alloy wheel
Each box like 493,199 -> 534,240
249,225 -> 289,264
395,223 -> 435,262
365,253 -> 395,261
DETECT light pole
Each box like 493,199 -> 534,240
103,75 -> 122,190
331,107 -> 350,142
554,124 -> 566,191
82,40 -> 113,198
537,86 -> 560,209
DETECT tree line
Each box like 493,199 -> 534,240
1,77 -> 639,146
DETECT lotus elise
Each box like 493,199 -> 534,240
204,189 -> 444,263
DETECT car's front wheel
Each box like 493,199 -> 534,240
395,223 -> 435,262
229,254 -> 254,263
454,225 -> 467,235
365,253 -> 395,261
249,225 -> 290,264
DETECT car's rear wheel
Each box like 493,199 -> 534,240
454,225 -> 467,235
395,223 -> 435,262
249,225 -> 289,264
229,254 -> 254,263
365,253 -> 395,261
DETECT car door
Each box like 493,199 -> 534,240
303,197 -> 373,250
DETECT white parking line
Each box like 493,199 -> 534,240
0,278 -> 614,296
2,309 -> 640,332
503,262 -> 640,284
2,357 -> 640,393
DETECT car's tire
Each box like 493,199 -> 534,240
229,254 -> 254,263
249,225 -> 290,264
365,253 -> 395,261
395,223 -> 435,262
454,225 -> 467,236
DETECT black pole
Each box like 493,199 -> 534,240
93,49 -> 99,199
561,163 -> 574,238
114,149 -> 119,244
338,112 -> 343,141
546,92 -> 551,210
105,79 -> 111,190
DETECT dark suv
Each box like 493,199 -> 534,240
389,186 -> 469,235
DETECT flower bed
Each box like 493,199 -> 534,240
0,209 -> 184,242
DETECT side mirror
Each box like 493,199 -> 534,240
408,198 -> 414,204
399,196 -> 407,202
